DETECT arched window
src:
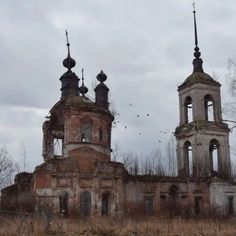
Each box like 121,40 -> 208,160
81,123 -> 92,142
204,95 -> 215,121
209,139 -> 220,173
184,141 -> 193,176
99,127 -> 103,142
59,191 -> 68,215
184,96 -> 193,123
80,191 -> 91,217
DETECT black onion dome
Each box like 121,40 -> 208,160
79,84 -> 88,96
96,70 -> 107,83
63,57 -> 76,70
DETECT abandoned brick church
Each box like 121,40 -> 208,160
1,10 -> 236,217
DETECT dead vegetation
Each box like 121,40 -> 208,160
0,216 -> 236,236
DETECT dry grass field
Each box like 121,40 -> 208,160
0,216 -> 236,236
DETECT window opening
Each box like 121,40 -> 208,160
53,138 -> 63,156
102,193 -> 110,216
59,192 -> 68,215
99,127 -> 103,142
184,96 -> 193,123
80,191 -> 91,217
184,141 -> 193,176
204,95 -> 214,121
169,185 -> 179,216
227,196 -> 234,216
209,139 -> 219,173
144,196 -> 154,215
81,123 -> 92,142
194,196 -> 202,215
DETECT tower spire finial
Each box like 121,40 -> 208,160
193,2 -> 198,47
63,30 -> 76,70
192,2 -> 203,73
65,30 -> 71,57
79,68 -> 88,96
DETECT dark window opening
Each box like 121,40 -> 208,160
102,193 -> 110,216
209,139 -> 220,173
184,96 -> 193,123
99,127 -> 103,142
59,192 -> 68,215
227,196 -> 234,216
81,123 -> 92,142
169,185 -> 179,216
53,138 -> 63,156
184,141 -> 193,176
204,95 -> 215,121
194,196 -> 202,215
80,191 -> 91,217
144,196 -> 154,215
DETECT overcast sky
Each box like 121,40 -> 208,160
0,0 -> 236,171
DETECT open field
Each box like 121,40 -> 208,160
0,216 -> 236,236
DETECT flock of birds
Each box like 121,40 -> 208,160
112,103 -> 174,144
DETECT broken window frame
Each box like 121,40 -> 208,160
184,96 -> 193,123
204,94 -> 215,121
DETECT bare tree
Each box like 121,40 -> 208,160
111,142 -> 122,162
165,136 -> 177,176
0,148 -> 19,190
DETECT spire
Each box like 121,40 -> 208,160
79,68 -> 88,96
63,30 -> 76,70
60,31 -> 79,98
192,2 -> 203,73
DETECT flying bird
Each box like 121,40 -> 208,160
137,115 -> 140,117
147,113 -> 150,116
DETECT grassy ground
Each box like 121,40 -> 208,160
0,216 -> 236,235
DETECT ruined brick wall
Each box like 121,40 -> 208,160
32,156 -> 127,216
124,177 -> 210,216
1,172 -> 34,212
210,180 -> 236,215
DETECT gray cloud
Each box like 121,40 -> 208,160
0,0 -> 235,169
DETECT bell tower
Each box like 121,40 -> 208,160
175,5 -> 230,178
